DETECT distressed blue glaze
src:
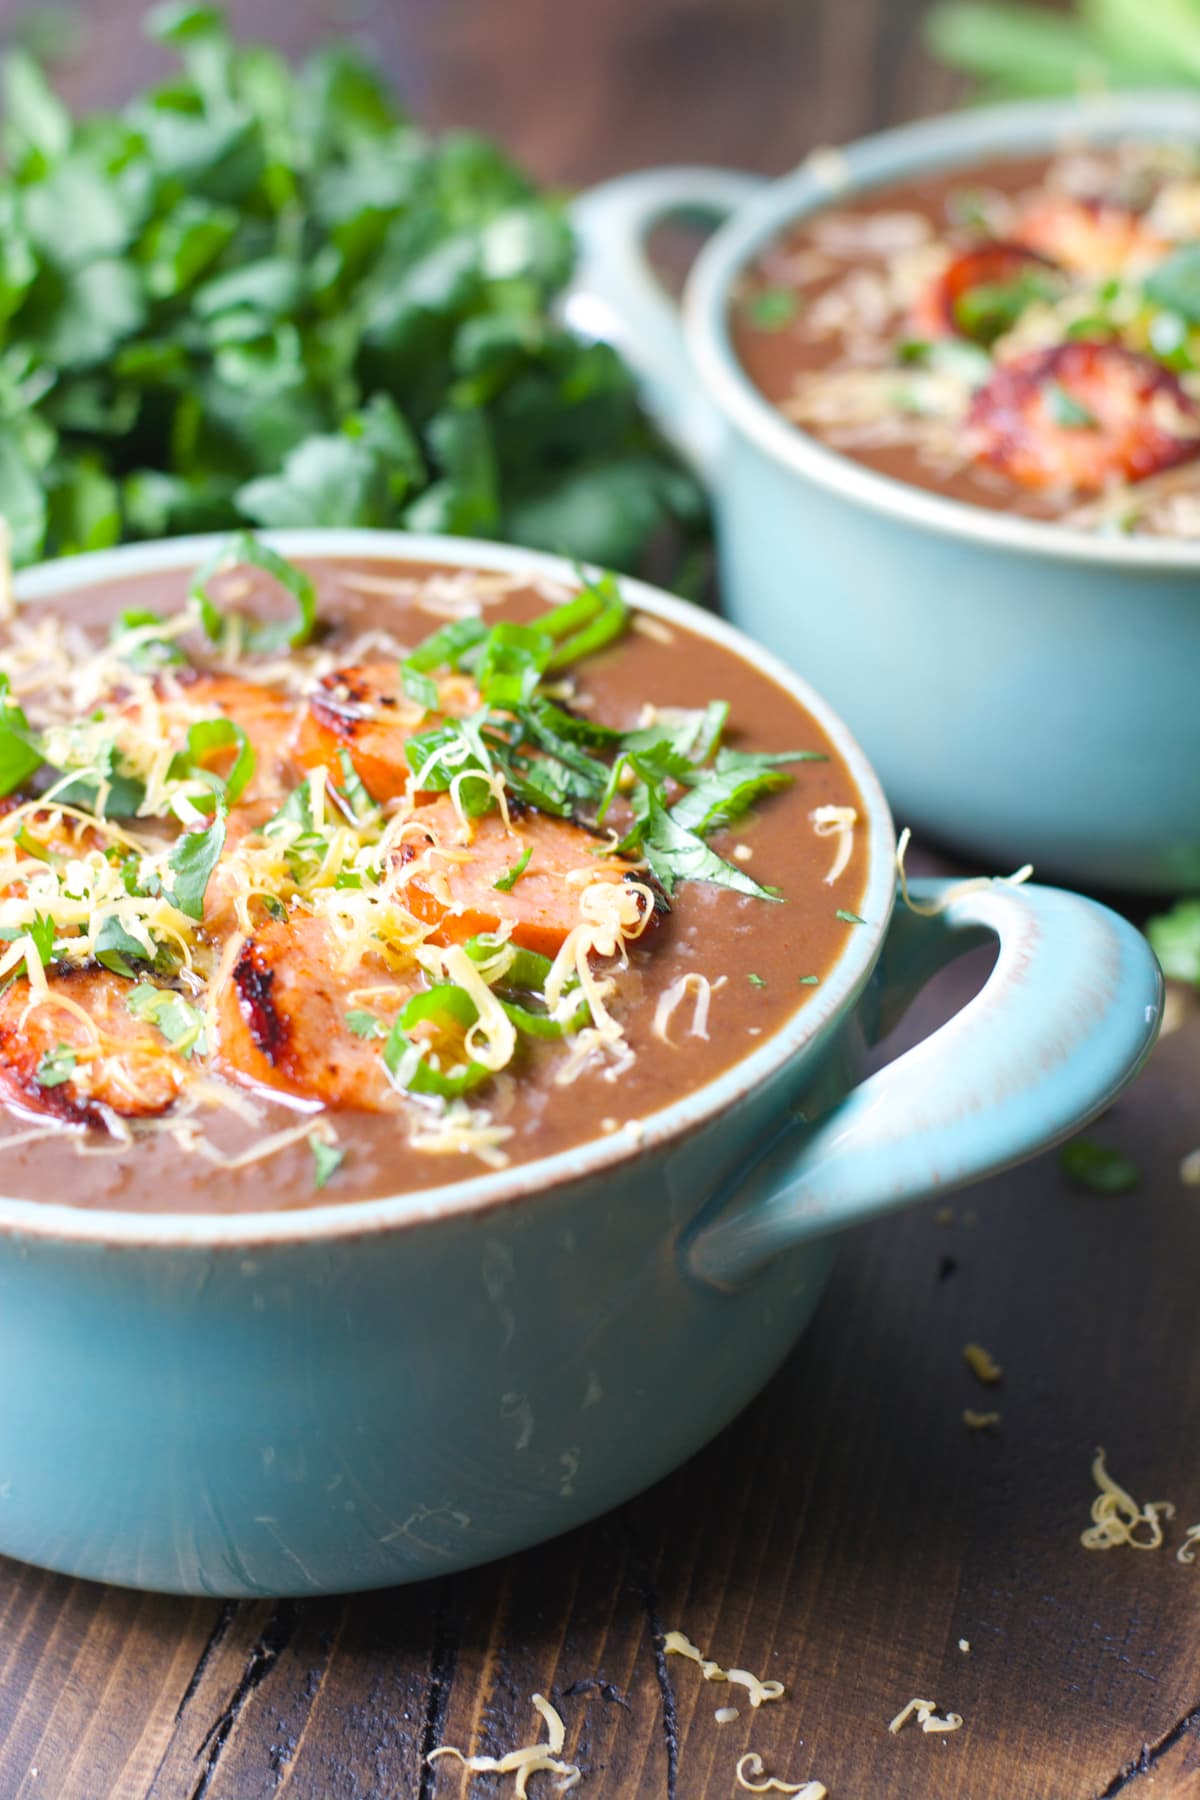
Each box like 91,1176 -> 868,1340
568,96 -> 1200,890
0,533 -> 1161,1596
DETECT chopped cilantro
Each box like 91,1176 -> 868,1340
35,1043 -> 76,1087
346,1009 -> 385,1040
748,972 -> 767,988
126,983 -> 207,1056
310,1136 -> 346,1190
1146,899 -> 1200,984
189,535 -> 317,655
0,678 -> 43,798
164,812 -> 227,921
1145,246 -> 1200,325
94,916 -> 148,978
493,845 -> 533,892
836,909 -> 865,924
1043,381 -> 1097,429
798,974 -> 820,985
744,287 -> 801,330
1059,1138 -> 1139,1194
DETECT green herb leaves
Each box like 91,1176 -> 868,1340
164,812 -> 226,920
1147,898 -> 1200,984
35,1042 -> 76,1087
0,16 -> 700,572
1043,381 -> 1097,429
400,584 -> 819,899
190,533 -> 317,654
0,678 -> 42,798
1059,1138 -> 1140,1193
309,1135 -> 346,1189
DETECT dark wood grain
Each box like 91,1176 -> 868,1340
3,1 -> 1199,1796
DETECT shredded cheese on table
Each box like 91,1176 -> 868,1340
888,1698 -> 964,1736
1080,1447 -> 1174,1551
1177,1525 -> 1200,1564
662,1631 -> 784,1707
734,1753 -> 826,1797
963,1410 -> 1000,1431
428,1692 -> 580,1796
962,1343 -> 1002,1385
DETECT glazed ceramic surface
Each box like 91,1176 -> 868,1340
0,531 -> 1162,1597
568,95 -> 1200,891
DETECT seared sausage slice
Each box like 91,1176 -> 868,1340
1014,195 -> 1166,276
293,660 -> 479,804
0,969 -> 186,1124
967,340 -> 1200,493
394,795 -> 656,960
912,242 -> 1059,342
215,914 -> 414,1110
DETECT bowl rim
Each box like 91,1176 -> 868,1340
0,528 -> 895,1248
685,88 -> 1200,569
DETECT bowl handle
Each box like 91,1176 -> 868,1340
565,168 -> 763,481
687,878 -> 1163,1286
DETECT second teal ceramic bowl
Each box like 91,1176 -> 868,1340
0,530 -> 1162,1597
568,94 -> 1200,892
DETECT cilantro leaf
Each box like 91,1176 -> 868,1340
164,812 -> 226,920
126,981 -> 207,1055
0,677 -> 43,797
1059,1138 -> 1140,1194
1146,899 -> 1200,985
345,1008 -> 384,1040
639,797 -> 782,902
95,916 -> 149,978
189,533 -> 317,654
310,1135 -> 346,1189
493,845 -> 532,891
35,1043 -> 76,1087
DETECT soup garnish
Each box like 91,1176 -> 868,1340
0,543 -> 864,1209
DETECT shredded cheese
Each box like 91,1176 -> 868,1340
714,1706 -> 739,1724
734,1754 -> 826,1797
895,827 -> 1033,916
662,1631 -> 784,1707
1081,1447 -> 1174,1551
428,1693 -> 580,1796
809,804 -> 857,885
1177,1525 -> 1200,1564
888,1698 -> 964,1736
652,972 -> 726,1045
962,1343 -> 1002,1385
963,1410 -> 1000,1431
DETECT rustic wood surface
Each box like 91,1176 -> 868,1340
2,1 -> 1199,1796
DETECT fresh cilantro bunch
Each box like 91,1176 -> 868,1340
0,4 -> 702,570
925,0 -> 1200,97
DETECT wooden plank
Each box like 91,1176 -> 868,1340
0,1561 -> 221,1799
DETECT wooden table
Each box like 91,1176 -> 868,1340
2,2 -> 1200,1795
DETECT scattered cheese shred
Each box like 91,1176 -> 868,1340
1177,1525 -> 1200,1565
652,972 -> 726,1045
888,1698 -> 963,1736
428,1693 -> 580,1797
895,826 -> 1033,917
809,804 -> 857,885
963,1410 -> 1000,1431
958,1640 -> 970,1654
963,1343 -> 1002,1385
714,1706 -> 739,1724
662,1631 -> 784,1707
734,1753 -> 826,1797
1081,1447 -> 1175,1551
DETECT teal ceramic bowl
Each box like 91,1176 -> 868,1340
568,94 -> 1200,892
0,530 -> 1162,1597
